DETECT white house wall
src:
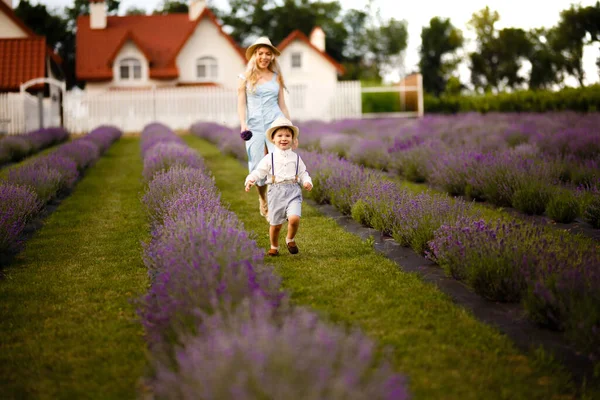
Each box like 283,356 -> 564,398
279,41 -> 338,121
175,16 -> 245,90
0,12 -> 27,38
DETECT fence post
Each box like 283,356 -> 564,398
37,91 -> 44,129
417,73 -> 424,118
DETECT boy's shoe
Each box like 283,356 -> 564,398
267,249 -> 279,256
286,241 -> 299,254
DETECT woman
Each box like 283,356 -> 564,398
238,36 -> 293,220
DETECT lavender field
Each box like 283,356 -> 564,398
191,112 -> 600,372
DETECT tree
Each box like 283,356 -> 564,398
14,0 -> 67,51
213,0 -> 407,81
418,17 -> 463,95
527,28 -> 563,90
468,8 -> 532,92
552,2 -> 600,86
153,1 -> 188,15
125,7 -> 147,16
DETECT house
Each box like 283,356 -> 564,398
0,0 -> 64,133
76,0 -> 346,121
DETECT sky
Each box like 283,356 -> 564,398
15,0 -> 600,86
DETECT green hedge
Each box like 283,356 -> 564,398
424,84 -> 600,113
362,92 -> 402,113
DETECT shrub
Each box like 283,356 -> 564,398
151,298 -> 409,400
545,190 -> 580,223
7,164 -> 63,204
583,195 -> 600,228
511,183 -> 553,215
427,217 -> 533,302
143,142 -> 204,181
0,183 -> 40,253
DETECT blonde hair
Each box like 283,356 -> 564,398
238,45 -> 287,94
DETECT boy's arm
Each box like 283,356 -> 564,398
245,155 -> 270,187
297,157 -> 312,188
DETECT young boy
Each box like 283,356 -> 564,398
245,116 -> 312,256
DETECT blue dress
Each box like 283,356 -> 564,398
244,73 -> 283,186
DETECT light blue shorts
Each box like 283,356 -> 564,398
267,183 -> 302,226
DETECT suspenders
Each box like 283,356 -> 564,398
271,152 -> 300,184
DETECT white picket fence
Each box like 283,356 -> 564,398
0,92 -> 62,135
1,78 -> 422,135
62,82 -> 363,134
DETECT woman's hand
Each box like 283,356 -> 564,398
240,124 -> 248,133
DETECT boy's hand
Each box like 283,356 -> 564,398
245,180 -> 255,192
303,182 -> 312,191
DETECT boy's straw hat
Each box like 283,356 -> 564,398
266,116 -> 299,143
246,37 -> 281,60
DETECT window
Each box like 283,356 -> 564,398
196,56 -> 218,80
291,52 -> 302,69
119,58 -> 142,80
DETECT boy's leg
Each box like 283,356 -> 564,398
286,215 -> 300,254
286,215 -> 300,240
268,224 -> 283,256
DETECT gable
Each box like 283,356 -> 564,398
278,30 -> 344,75
175,16 -> 246,84
0,2 -> 33,38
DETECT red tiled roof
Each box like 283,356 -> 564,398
76,8 -> 246,81
0,38 -> 46,91
278,30 -> 345,75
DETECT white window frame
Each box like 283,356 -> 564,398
196,56 -> 218,80
291,52 -> 302,69
118,58 -> 142,81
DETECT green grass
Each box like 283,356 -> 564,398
0,138 -> 149,399
185,135 -> 583,400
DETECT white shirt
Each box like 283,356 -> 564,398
245,149 -> 312,186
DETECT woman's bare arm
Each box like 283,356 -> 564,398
278,85 -> 291,120
237,86 -> 247,132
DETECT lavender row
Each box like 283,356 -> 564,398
295,113 -> 600,227
0,125 -> 122,254
138,122 -> 409,399
190,121 -> 600,363
0,127 -> 70,166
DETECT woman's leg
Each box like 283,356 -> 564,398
258,184 -> 268,217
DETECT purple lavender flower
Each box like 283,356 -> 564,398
0,183 -> 40,252
240,130 -> 253,141
151,298 -> 410,400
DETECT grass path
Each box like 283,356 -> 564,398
186,135 -> 579,400
0,137 -> 149,399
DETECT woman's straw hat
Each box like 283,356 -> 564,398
266,116 -> 299,143
245,37 -> 281,60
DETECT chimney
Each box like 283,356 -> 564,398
90,0 -> 107,30
2,0 -> 13,9
189,0 -> 206,21
309,27 -> 325,52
